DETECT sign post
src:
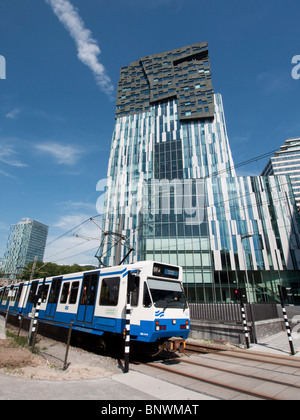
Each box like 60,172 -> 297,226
278,285 -> 295,356
124,291 -> 131,374
235,288 -> 250,349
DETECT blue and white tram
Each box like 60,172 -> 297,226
0,261 -> 190,354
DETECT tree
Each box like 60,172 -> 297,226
20,261 -> 97,281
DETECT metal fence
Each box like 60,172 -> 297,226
189,303 -> 279,323
246,303 -> 279,322
3,310 -> 74,370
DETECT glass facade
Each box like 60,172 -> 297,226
1,218 -> 49,280
100,43 -> 300,303
262,138 -> 300,212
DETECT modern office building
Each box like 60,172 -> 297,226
262,138 -> 300,212
1,217 -> 49,280
100,43 -> 300,303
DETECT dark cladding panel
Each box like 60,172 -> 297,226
115,42 -> 215,122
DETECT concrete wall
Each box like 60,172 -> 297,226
190,318 -> 285,345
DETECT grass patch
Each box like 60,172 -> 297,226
6,328 -> 28,348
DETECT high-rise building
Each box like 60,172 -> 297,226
1,217 -> 49,280
262,138 -> 300,211
100,43 -> 300,303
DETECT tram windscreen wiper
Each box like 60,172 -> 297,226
163,298 -> 174,312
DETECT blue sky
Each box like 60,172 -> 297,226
0,0 -> 299,266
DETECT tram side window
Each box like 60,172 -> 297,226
130,277 -> 140,307
143,282 -> 152,307
0,289 -> 5,303
28,281 -> 39,303
3,289 -> 9,302
80,274 -> 98,306
69,281 -> 79,304
60,283 -> 70,304
37,284 -> 49,303
99,277 -> 120,306
48,278 -> 62,304
8,287 -> 14,302
11,288 -> 17,302
15,284 -> 24,304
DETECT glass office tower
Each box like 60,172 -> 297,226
100,43 -> 300,303
1,217 -> 49,280
262,138 -> 300,212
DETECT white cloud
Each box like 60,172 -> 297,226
0,168 -> 14,178
5,108 -> 20,119
56,200 -> 96,212
46,0 -> 114,99
35,142 -> 83,165
53,213 -> 91,229
0,143 -> 28,168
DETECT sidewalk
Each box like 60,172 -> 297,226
249,330 -> 300,356
0,370 -> 215,400
0,316 -> 5,340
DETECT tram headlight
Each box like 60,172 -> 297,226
155,321 -> 166,331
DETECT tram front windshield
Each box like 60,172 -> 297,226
147,278 -> 187,309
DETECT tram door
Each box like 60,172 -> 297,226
45,278 -> 62,318
77,272 -> 99,324
25,281 -> 39,314
13,283 -> 23,312
2,288 -> 10,312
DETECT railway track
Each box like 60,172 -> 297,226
133,344 -> 300,400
